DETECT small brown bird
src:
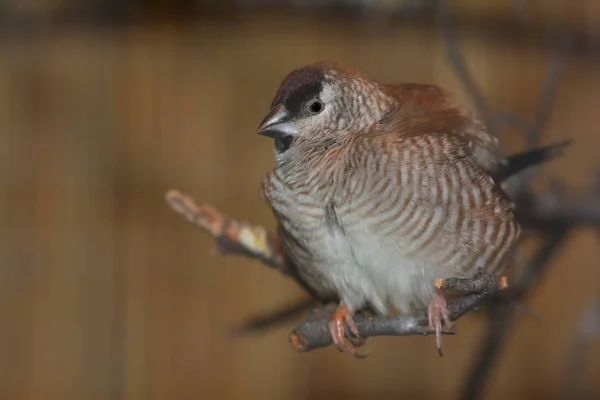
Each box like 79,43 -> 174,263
257,61 -> 520,357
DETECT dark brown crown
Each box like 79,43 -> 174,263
271,66 -> 325,114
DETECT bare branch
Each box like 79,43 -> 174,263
529,38 -> 571,146
436,269 -> 508,293
290,271 -> 506,352
165,190 -> 287,272
518,189 -> 600,228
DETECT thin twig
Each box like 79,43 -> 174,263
435,0 -> 495,137
518,189 -> 600,228
529,38 -> 571,146
165,190 -> 286,272
231,298 -> 318,336
460,227 -> 571,400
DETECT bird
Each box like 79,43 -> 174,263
256,61 -> 521,357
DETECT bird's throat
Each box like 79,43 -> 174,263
274,135 -> 294,154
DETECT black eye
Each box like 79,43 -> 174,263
307,99 -> 324,115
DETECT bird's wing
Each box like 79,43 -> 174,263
379,83 -> 501,173
362,130 -> 518,278
375,131 -> 511,217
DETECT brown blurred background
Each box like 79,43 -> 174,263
1,0 -> 599,399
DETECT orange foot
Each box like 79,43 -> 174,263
427,288 -> 455,357
328,303 -> 368,358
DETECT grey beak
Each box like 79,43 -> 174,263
257,104 -> 298,139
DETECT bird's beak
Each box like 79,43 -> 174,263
257,104 -> 298,139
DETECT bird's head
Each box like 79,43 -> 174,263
257,62 -> 393,155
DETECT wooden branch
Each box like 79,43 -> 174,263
165,190 -> 287,272
290,270 -> 506,352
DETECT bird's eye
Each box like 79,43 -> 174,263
307,99 -> 324,115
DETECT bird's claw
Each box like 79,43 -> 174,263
328,304 -> 369,358
427,289 -> 454,357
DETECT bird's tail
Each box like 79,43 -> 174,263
493,139 -> 572,183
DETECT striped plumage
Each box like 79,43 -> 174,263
257,62 -> 520,354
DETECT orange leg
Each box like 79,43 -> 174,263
328,303 -> 368,358
427,288 -> 455,357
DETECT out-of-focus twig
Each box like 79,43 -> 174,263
518,188 -> 600,228
232,297 -> 318,336
461,227 -> 571,400
165,190 -> 286,272
529,38 -> 572,146
435,0 -> 495,137
559,298 -> 600,400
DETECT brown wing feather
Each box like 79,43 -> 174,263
379,83 -> 501,172
364,130 -> 519,278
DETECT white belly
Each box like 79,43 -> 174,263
306,221 -> 437,315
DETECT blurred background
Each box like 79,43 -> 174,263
1,0 -> 599,399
